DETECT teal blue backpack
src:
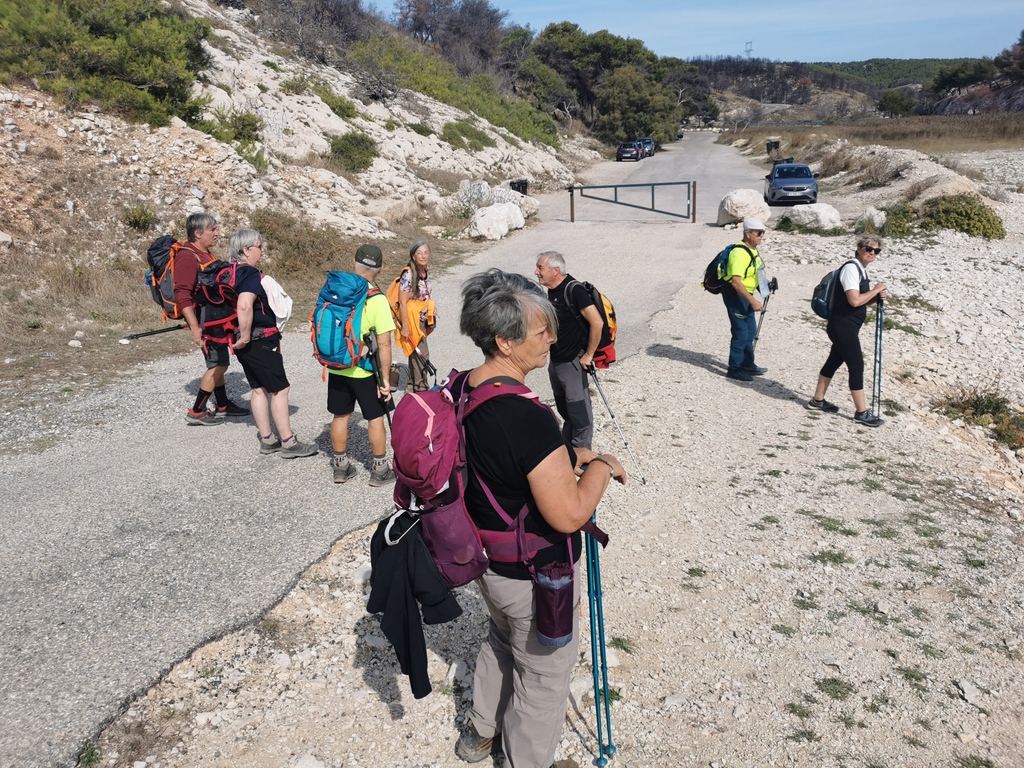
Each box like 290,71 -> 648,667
310,272 -> 378,374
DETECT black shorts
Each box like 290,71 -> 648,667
327,373 -> 386,420
235,338 -> 289,394
204,341 -> 230,369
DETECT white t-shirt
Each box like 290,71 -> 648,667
839,260 -> 868,293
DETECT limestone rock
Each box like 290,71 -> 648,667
468,202 -> 524,240
781,203 -> 842,230
856,206 -> 886,232
717,189 -> 770,226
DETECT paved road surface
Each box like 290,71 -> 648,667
0,133 -> 763,767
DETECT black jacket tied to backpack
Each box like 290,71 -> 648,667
367,512 -> 462,699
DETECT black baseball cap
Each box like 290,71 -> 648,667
355,244 -> 383,268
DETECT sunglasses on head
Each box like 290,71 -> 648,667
863,246 -> 881,254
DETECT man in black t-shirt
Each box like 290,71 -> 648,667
534,251 -> 604,449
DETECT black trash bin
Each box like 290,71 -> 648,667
509,179 -> 528,196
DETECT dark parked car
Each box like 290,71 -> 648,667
764,163 -> 819,205
616,142 -> 642,162
637,137 -> 655,157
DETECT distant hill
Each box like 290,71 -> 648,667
807,58 -> 984,90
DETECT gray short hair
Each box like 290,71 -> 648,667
460,269 -> 558,358
353,262 -> 381,279
857,236 -> 884,251
186,212 -> 217,242
227,228 -> 260,262
538,250 -> 565,273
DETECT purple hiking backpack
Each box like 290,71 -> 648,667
390,371 -> 575,589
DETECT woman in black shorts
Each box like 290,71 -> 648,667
808,237 -> 888,427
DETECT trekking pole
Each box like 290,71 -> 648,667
118,324 -> 187,344
364,328 -> 393,429
586,523 -> 616,766
751,277 -> 778,355
587,367 -> 647,485
871,300 -> 884,419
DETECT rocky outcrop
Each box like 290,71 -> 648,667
468,202 -> 525,240
781,202 -> 842,230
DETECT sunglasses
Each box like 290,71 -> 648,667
862,246 -> 881,254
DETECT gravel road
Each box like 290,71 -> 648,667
7,134 -> 1024,768
0,133 -> 758,767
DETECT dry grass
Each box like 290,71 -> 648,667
905,175 -> 941,201
731,114 -> 1024,157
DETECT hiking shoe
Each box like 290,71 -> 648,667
280,435 -> 318,458
215,400 -> 251,418
455,724 -> 500,763
854,410 -> 884,428
258,432 -> 282,455
808,398 -> 840,413
726,370 -> 754,382
551,761 -> 579,768
333,459 -> 357,484
368,464 -> 396,487
742,364 -> 768,375
186,408 -> 221,426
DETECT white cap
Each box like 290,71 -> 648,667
743,217 -> 766,231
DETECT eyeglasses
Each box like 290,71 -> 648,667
862,246 -> 881,254
246,243 -> 264,251
750,230 -> 765,236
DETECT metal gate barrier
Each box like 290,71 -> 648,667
568,181 -> 696,223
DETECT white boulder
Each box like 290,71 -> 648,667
469,202 -> 525,240
782,203 -> 842,230
856,206 -> 886,233
717,189 -> 770,226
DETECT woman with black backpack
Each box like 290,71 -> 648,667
808,237 -> 888,427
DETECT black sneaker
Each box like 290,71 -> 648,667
742,364 -> 768,375
808,398 -> 840,413
215,400 -> 251,418
854,410 -> 884,428
726,370 -> 754,382
186,408 -> 221,426
456,724 -> 501,763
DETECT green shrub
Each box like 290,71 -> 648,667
935,384 -> 1024,449
192,107 -> 264,144
323,131 -> 379,174
880,201 -> 916,238
263,60 -> 280,72
237,142 -> 269,174
351,37 -> 558,146
0,0 -> 210,125
280,75 -> 311,95
123,205 -> 158,231
440,119 -> 496,152
409,123 -> 433,136
920,194 -> 1005,239
312,83 -> 357,119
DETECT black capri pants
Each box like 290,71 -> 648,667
820,316 -> 865,390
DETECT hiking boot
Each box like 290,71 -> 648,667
742,364 -> 768,376
215,400 -> 251,418
455,724 -> 500,763
551,760 -> 579,768
333,458 -> 357,484
808,398 -> 840,413
854,410 -> 884,428
368,463 -> 396,487
186,408 -> 221,426
280,435 -> 318,458
726,370 -> 753,382
258,432 -> 282,455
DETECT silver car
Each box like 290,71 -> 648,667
764,163 -> 818,205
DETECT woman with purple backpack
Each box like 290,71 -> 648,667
453,269 -> 626,768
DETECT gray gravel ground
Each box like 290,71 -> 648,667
0,133 -> 754,767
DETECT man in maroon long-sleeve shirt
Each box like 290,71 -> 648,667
173,212 -> 250,425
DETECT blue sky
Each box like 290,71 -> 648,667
489,0 -> 1022,62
